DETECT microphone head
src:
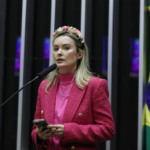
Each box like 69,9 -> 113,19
37,64 -> 57,78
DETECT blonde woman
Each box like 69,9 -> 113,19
31,26 -> 115,150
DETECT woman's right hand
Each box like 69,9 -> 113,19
36,126 -> 52,140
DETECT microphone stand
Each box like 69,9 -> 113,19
0,76 -> 39,108
0,64 -> 57,107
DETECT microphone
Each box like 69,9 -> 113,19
0,64 -> 57,107
37,64 -> 57,78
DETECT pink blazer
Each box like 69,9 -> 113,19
31,77 -> 115,150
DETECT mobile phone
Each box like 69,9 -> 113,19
33,119 -> 48,128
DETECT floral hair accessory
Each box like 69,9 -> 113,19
52,26 -> 84,44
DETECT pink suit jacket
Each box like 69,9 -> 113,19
31,77 -> 115,150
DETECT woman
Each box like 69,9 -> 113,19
31,26 -> 115,150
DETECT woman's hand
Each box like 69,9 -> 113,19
36,126 -> 52,140
47,124 -> 64,137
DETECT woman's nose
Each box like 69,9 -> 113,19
57,48 -> 63,55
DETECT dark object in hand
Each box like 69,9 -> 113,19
33,119 -> 48,130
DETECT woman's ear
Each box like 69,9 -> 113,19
77,50 -> 84,60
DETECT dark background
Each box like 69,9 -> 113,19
0,0 -> 140,150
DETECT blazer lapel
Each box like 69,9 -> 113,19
44,80 -> 58,124
62,82 -> 87,123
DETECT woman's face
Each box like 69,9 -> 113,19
53,35 -> 83,74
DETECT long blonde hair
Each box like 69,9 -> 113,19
45,32 -> 92,92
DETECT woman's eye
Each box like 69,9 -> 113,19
53,47 -> 59,51
64,47 -> 70,50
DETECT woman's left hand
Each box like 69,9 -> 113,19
47,124 -> 64,137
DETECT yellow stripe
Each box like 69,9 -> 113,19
145,104 -> 150,126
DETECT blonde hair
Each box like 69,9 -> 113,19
45,31 -> 92,92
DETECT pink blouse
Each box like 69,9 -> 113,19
51,72 -> 75,150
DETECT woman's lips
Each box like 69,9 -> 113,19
57,59 -> 64,62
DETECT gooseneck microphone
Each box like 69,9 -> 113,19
0,64 -> 57,107
37,64 -> 57,78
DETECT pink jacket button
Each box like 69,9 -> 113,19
71,146 -> 75,150
78,113 -> 83,117
41,110 -> 44,115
